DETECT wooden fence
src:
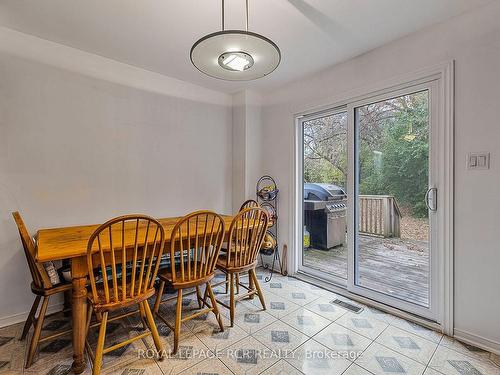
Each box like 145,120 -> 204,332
359,195 -> 401,238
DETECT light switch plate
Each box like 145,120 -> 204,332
467,152 -> 490,170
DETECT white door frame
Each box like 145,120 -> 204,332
297,106 -> 349,286
347,81 -> 438,321
291,61 -> 454,334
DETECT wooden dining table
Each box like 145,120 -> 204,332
35,214 -> 235,374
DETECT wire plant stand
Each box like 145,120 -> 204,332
257,175 -> 287,281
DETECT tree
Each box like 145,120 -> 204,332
359,91 -> 429,217
304,91 -> 429,217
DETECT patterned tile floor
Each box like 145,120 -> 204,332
1,269 -> 499,375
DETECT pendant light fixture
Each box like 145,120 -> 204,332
190,0 -> 281,81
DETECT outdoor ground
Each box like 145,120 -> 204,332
303,217 -> 429,307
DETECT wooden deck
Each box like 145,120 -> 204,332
303,235 -> 429,307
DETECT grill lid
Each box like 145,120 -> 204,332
304,183 -> 346,201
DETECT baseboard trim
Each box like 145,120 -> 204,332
454,329 -> 500,356
0,302 -> 64,329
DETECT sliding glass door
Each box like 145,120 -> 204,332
299,109 -> 349,284
298,82 -> 439,320
349,84 -> 438,319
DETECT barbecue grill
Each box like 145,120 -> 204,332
303,183 -> 347,249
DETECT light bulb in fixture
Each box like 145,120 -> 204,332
218,51 -> 254,72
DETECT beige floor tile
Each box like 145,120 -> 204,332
9,272 -> 500,375
428,345 -> 500,375
153,333 -> 212,375
358,306 -> 397,325
261,359 -> 305,375
0,321 -> 26,373
24,336 -> 80,374
232,303 -> 277,334
261,279 -> 297,294
336,312 -> 389,340
153,292 -> 207,331
355,342 -> 426,375
219,336 -> 279,375
440,335 -> 493,361
304,297 -> 347,321
193,314 -> 249,351
101,357 -> 163,375
423,368 -> 445,375
343,363 -> 376,375
277,288 -> 320,306
178,357 -> 234,375
286,338 -> 352,375
376,325 -> 438,365
390,316 -> 442,344
280,308 -> 331,337
313,322 -> 372,355
247,291 -> 301,319
252,320 -> 309,352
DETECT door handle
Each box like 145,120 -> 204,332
425,187 -> 437,212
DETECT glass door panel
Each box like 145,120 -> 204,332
354,90 -> 431,308
301,110 -> 348,282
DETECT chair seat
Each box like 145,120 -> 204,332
88,283 -> 156,312
30,281 -> 72,297
158,262 -> 214,289
216,255 -> 257,273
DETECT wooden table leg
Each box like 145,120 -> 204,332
71,258 -> 88,374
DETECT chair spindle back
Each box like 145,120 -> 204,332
12,212 -> 52,289
87,215 -> 165,306
225,207 -> 269,268
239,199 -> 259,211
169,211 -> 225,284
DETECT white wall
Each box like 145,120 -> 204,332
231,90 -> 264,211
257,1 -> 500,351
232,92 -> 247,211
0,41 -> 232,325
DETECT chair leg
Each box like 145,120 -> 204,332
153,280 -> 165,314
139,302 -> 148,330
250,269 -> 266,310
173,289 -> 183,355
229,273 -> 235,327
202,282 -> 209,304
195,286 -> 203,309
235,273 -> 240,294
206,283 -> 224,332
85,305 -> 95,363
248,270 -> 255,300
142,301 -> 164,360
95,312 -> 103,323
25,296 -> 49,368
93,311 -> 108,375
85,304 -> 93,336
21,295 -> 41,341
225,273 -> 229,294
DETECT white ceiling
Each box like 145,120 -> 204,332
0,0 -> 492,93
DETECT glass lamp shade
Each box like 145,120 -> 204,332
190,30 -> 280,81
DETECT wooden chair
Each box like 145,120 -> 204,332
239,199 -> 259,211
12,212 -> 73,368
210,207 -> 269,326
228,199 -> 259,294
153,211 -> 225,355
85,215 -> 165,375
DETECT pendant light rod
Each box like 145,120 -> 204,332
246,0 -> 249,31
221,0 -> 250,31
222,0 -> 225,31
